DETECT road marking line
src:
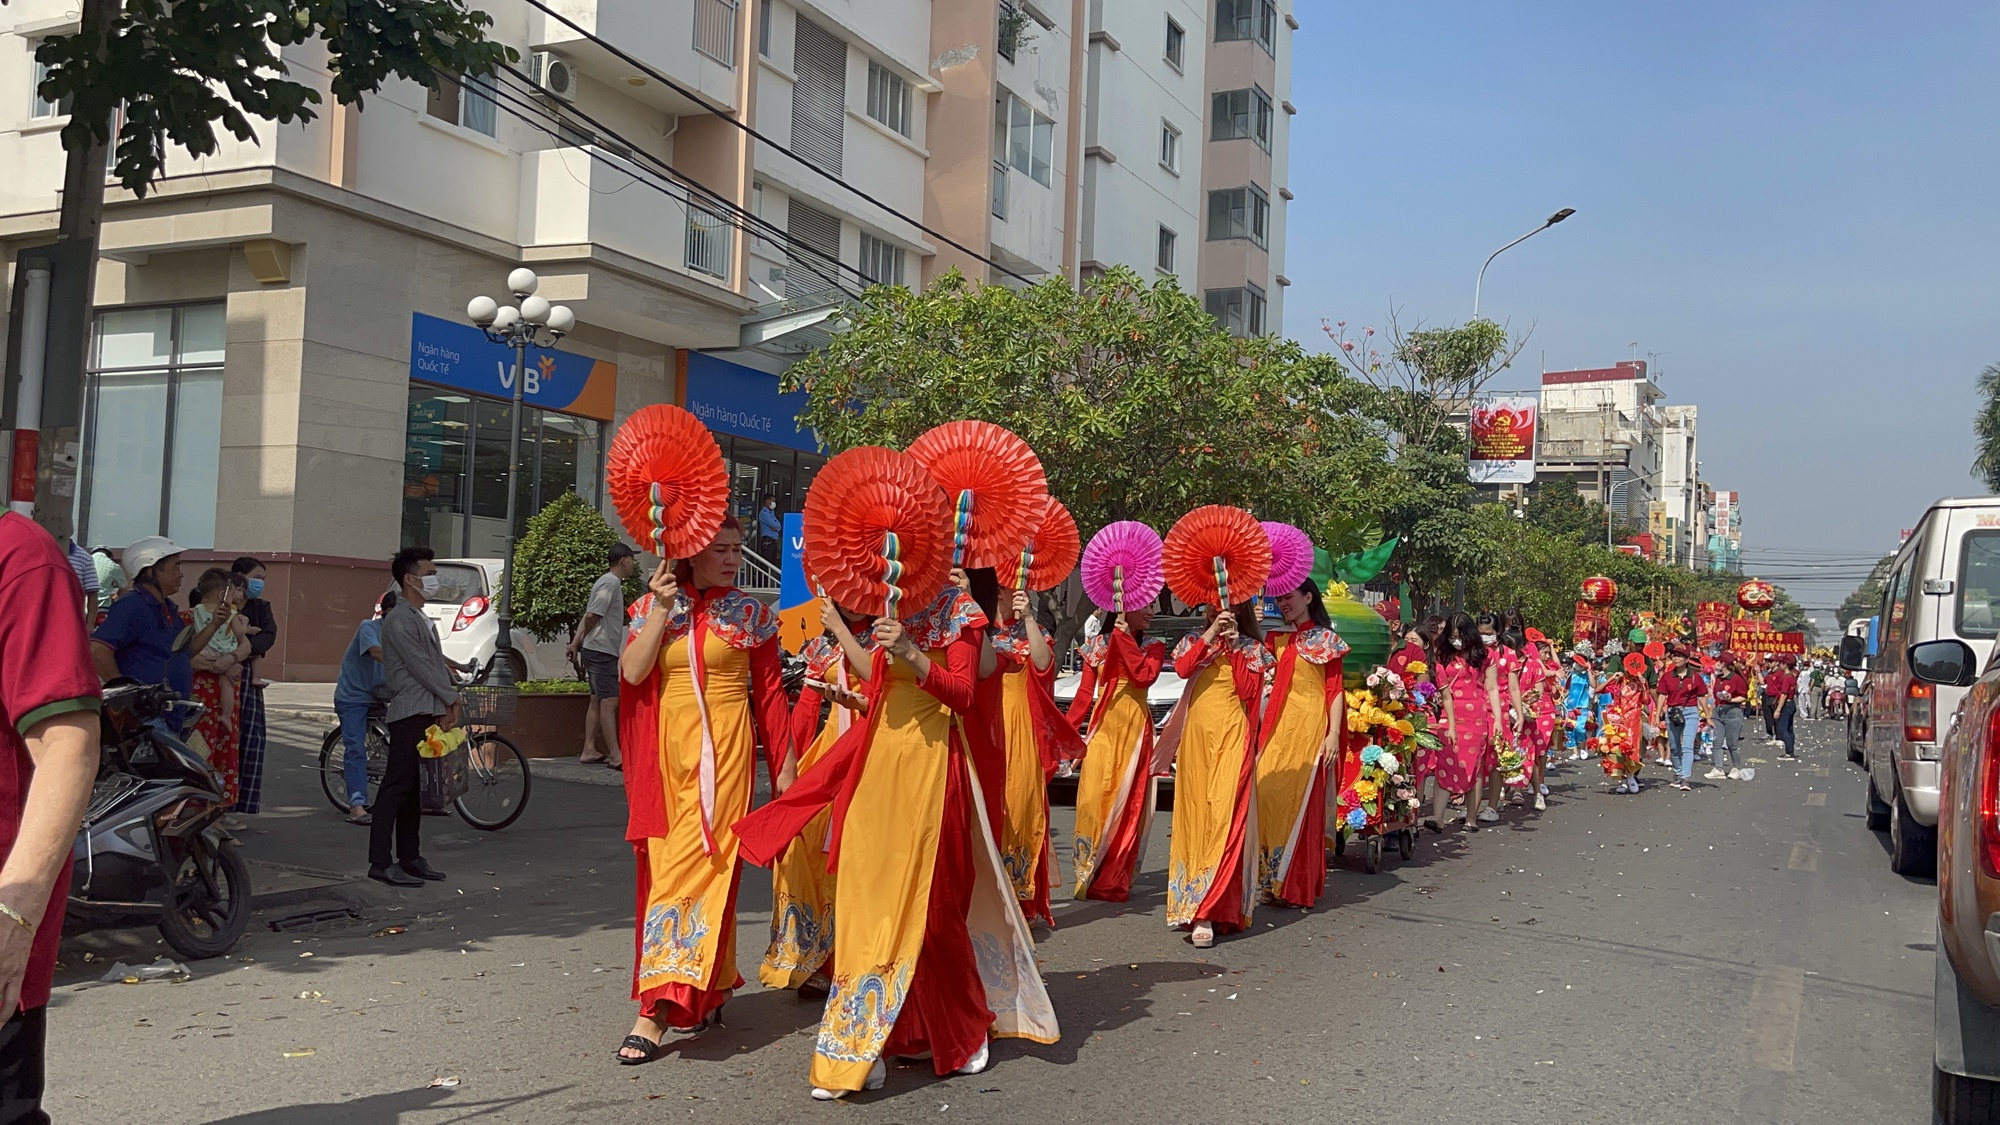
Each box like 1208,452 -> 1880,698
1787,843 -> 1819,870
1804,793 -> 1827,807
1743,966 -> 1806,1070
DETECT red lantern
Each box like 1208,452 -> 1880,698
1737,579 -> 1776,612
1581,576 -> 1618,606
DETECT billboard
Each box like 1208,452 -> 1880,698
408,312 -> 617,420
1467,396 -> 1537,484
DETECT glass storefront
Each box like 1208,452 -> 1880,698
716,433 -> 824,563
401,383 -> 605,558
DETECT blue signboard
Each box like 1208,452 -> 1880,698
684,352 -> 818,452
779,513 -> 809,611
408,312 -> 618,420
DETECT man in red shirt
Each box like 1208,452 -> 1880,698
0,511 -> 102,1119
1767,655 -> 1799,758
1708,653 -> 1752,779
1657,644 -> 1707,790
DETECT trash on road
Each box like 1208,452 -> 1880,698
282,1048 -> 316,1058
101,957 -> 190,984
427,1076 -> 461,1088
371,926 -> 407,938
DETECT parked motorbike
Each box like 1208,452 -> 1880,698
66,681 -> 253,960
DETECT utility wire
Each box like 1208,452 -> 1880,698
516,0 -> 1035,285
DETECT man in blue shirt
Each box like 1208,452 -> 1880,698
757,497 -> 782,565
331,595 -> 392,825
89,537 -> 199,696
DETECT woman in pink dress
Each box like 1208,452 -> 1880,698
1477,612 -> 1525,823
1431,613 -> 1505,833
1521,628 -> 1561,810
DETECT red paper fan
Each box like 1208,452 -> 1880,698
605,405 -> 730,558
1011,499 -> 1080,592
1162,506 -> 1272,609
802,446 -> 952,619
906,420 -> 1049,570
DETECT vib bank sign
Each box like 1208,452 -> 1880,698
408,312 -> 617,420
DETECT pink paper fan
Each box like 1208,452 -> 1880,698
1081,521 -> 1164,612
1262,521 -> 1314,596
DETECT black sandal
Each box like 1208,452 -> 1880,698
616,1034 -> 661,1065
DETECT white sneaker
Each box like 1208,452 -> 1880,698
1704,769 -> 1726,780
1539,784 -> 1551,796
812,1059 -> 887,1100
955,1039 -> 990,1076
1533,794 -> 1546,811
1625,778 -> 1641,793
1477,805 -> 1500,823
1726,769 -> 1742,780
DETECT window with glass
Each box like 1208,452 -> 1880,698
859,232 -> 905,287
996,91 -> 1054,187
1157,225 -> 1177,273
425,73 -> 497,137
1204,288 -> 1246,336
1160,119 -> 1181,171
29,40 -> 71,120
1211,87 -> 1271,148
1253,85 -> 1273,149
866,61 -> 912,137
998,0 -> 1022,62
991,160 -> 1009,219
1246,282 -> 1267,335
78,303 -> 226,549
402,385 -> 606,557
1206,185 -> 1268,245
1215,0 -> 1277,53
1959,532 -> 2000,638
1165,17 -> 1186,69
758,0 -> 772,56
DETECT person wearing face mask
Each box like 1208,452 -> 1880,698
1067,605 -> 1168,904
1255,579 -> 1346,909
1431,613 -> 1505,832
1481,611 -> 1527,815
369,547 -> 471,888
228,557 -> 277,817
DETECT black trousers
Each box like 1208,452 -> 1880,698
0,1007 -> 47,1125
369,714 -> 436,869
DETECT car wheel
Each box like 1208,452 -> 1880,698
1866,773 -> 1891,831
1936,1068 -> 2000,1124
1889,789 -> 1936,876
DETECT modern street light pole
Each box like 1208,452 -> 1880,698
1473,208 -> 1576,319
466,269 -> 575,681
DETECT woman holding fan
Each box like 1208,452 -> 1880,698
1069,521 -> 1170,903
736,439 -> 1057,1101
1253,522 -> 1347,908
1160,507 -> 1274,948
604,406 -> 796,1065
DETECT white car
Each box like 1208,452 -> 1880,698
428,559 -> 559,683
1052,667 -> 1187,733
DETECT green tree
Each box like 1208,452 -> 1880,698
788,267 -> 1388,552
511,493 -> 624,644
28,0 -> 514,195
1837,555 -> 1895,627
1324,312 -> 1529,450
1975,361 -> 2000,492
1524,478 -> 1642,545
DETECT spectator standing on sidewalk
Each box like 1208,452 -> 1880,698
757,497 -> 782,565
65,540 -> 99,621
1707,652 -> 1752,779
370,548 -> 463,888
0,512 -> 105,1120
569,543 -> 636,769
228,557 -> 279,818
89,546 -> 126,610
332,595 -> 394,826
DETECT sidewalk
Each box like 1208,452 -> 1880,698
263,680 -> 336,723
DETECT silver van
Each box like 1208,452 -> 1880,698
1849,498 -> 2000,875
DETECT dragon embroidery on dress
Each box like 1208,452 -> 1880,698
816,963 -> 913,1064
1257,844 -> 1285,899
904,588 -> 988,651
1001,842 -> 1037,898
1290,625 -> 1350,665
764,893 -> 832,976
654,590 -> 778,650
800,631 -> 876,679
638,897 -> 713,985
1079,634 -> 1109,669
990,618 -> 1032,660
1165,860 -> 1215,928
1070,833 -> 1097,887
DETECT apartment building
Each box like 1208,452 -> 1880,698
1656,403 -> 1706,568
1535,361 -> 1664,526
1197,0 -> 1294,337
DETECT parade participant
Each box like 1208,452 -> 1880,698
758,598 -> 873,996
1432,613 -> 1504,832
952,565 -> 1009,837
1768,654 -> 1799,758
991,586 -> 1082,927
1254,579 -> 1346,908
735,444 -> 1057,1100
1067,606 -> 1167,901
1600,653 -> 1650,792
1485,611 -> 1528,813
614,519 -> 796,1063
1707,652 -> 1750,779
1389,616 -> 1442,684
1658,644 -> 1706,790
1166,599 -> 1272,946
1562,649 -> 1597,762
1521,628 -> 1560,810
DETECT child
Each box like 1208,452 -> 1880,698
1599,653 -> 1649,793
190,571 -> 253,731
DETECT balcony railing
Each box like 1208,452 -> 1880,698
694,0 -> 739,66
685,204 -> 732,279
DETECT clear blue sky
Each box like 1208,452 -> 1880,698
1283,1 -> 1998,623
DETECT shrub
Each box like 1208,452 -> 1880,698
511,492 -> 626,642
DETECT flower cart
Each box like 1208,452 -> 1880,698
1331,665 -> 1439,874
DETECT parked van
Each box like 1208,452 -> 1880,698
1845,498 -> 2000,875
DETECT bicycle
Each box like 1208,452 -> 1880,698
317,693 -> 532,831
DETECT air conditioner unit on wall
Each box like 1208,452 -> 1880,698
531,52 -> 576,101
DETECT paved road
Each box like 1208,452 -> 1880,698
47,717 -> 1936,1124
